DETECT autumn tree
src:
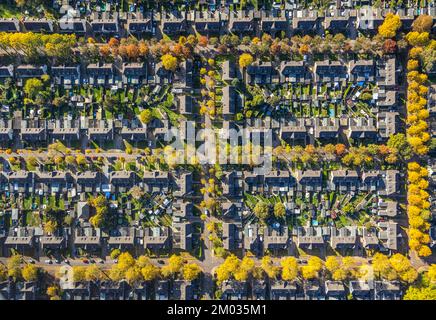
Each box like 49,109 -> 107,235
182,263 -> 202,281
253,201 -> 270,220
85,265 -> 103,281
215,254 -> 240,283
412,15 -> 433,33
261,256 -> 279,279
72,266 -> 87,282
139,109 -> 153,124
161,255 -> 184,278
22,264 -> 39,282
378,13 -> 402,38
239,53 -> 254,68
7,255 -> 22,280
281,257 -> 298,281
161,54 -> 178,71
301,256 -> 323,280
273,202 -> 286,218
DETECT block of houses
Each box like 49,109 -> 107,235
86,63 -> 115,87
270,280 -> 300,300
313,118 -> 340,139
260,10 -> 289,35
161,11 -> 187,35
243,223 -> 262,255
143,227 -> 171,251
296,226 -> 325,250
126,11 -> 154,35
246,61 -> 278,85
193,10 -> 221,35
51,65 -> 81,87
376,112 -> 398,139
292,10 -> 320,32
172,280 -> 197,300
228,10 -> 255,34
329,170 -> 359,192
222,85 -> 241,116
324,280 -> 347,300
172,222 -> 193,251
263,225 -> 290,252
324,9 -> 354,34
155,280 -> 170,300
58,18 -> 86,34
252,280 -> 267,300
349,60 -> 374,82
120,62 -> 148,85
330,226 -> 358,250
348,117 -> 378,140
349,280 -> 373,300
90,12 -> 119,35
374,281 -> 402,300
280,61 -> 311,84
221,280 -> 249,300
377,221 -> 399,252
314,60 -> 347,83
294,170 -> 323,192
0,18 -> 20,32
23,18 -> 54,33
221,222 -> 242,251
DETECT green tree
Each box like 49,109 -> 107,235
139,109 -> 153,124
273,202 -> 286,218
24,78 -> 44,100
387,133 -> 413,160
253,201 -> 270,220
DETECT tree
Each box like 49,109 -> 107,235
24,78 -> 44,100
85,265 -> 103,281
325,256 -> 340,274
428,265 -> 436,284
387,133 -> 412,160
281,257 -> 298,281
335,144 -> 346,156
261,256 -> 279,279
0,264 -> 7,281
253,201 -> 270,220
404,286 -> 436,300
216,254 -> 240,283
72,266 -> 86,282
239,53 -> 254,68
7,255 -> 22,280
372,253 -> 397,280
412,15 -> 433,33
273,202 -> 286,218
125,267 -> 142,285
117,252 -> 136,272
161,54 -> 178,71
162,255 -> 184,277
198,36 -> 208,47
378,13 -> 402,38
109,265 -> 125,282
76,154 -> 87,166
383,39 -> 397,54
182,263 -> 202,281
22,264 -> 39,282
139,109 -> 153,124
110,249 -> 121,260
46,286 -> 59,298
44,220 -> 58,234
301,256 -> 323,280
141,264 -> 160,281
